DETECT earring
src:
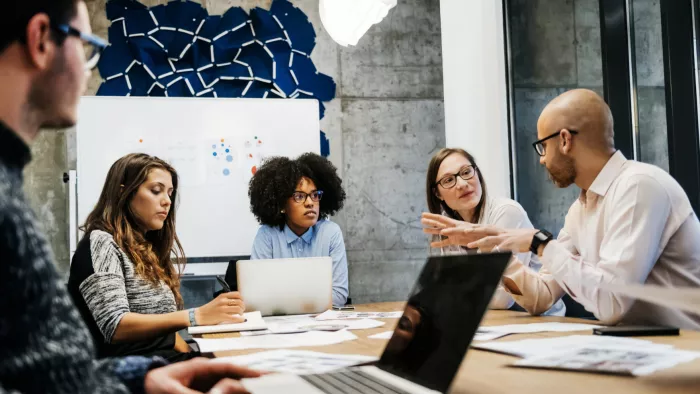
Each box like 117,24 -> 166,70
281,209 -> 285,214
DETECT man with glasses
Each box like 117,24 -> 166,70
0,1 -> 260,393
426,89 -> 700,330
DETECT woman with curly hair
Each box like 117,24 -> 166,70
68,153 -> 246,361
248,152 -> 349,306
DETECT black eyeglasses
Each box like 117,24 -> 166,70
291,190 -> 324,204
51,23 -> 108,71
532,130 -> 578,156
435,165 -> 477,189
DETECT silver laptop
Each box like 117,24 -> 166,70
237,257 -> 333,316
240,252 -> 512,394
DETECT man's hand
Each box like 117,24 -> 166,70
144,358 -> 262,394
466,228 -> 538,254
421,213 -> 502,248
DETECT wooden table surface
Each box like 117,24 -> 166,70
205,302 -> 700,393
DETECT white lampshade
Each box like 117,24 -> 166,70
319,0 -> 398,47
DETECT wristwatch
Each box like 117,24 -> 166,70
530,230 -> 553,254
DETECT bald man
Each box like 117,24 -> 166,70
422,89 -> 700,329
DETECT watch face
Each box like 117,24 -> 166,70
538,230 -> 553,240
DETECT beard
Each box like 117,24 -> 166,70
546,154 -> 576,188
28,48 -> 79,129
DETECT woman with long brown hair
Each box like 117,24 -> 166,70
68,153 -> 245,361
422,148 -> 565,316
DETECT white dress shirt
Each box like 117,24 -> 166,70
437,196 -> 566,316
503,151 -> 700,329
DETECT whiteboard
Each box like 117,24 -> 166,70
76,96 -> 319,259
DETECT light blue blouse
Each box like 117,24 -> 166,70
250,219 -> 349,306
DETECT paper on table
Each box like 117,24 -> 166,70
194,330 -> 358,353
214,350 -> 378,375
315,310 -> 403,321
598,282 -> 700,316
472,335 -> 673,358
473,330 -> 510,341
242,318 -> 386,336
368,331 -> 394,340
188,311 -> 267,335
479,322 -> 600,335
513,346 -> 700,376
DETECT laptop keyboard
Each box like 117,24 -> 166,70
300,369 -> 413,394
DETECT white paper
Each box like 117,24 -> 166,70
598,282 -> 700,316
241,318 -> 385,336
194,330 -> 359,353
188,311 -> 267,335
315,310 -> 403,321
472,335 -> 673,358
214,350 -> 378,374
478,322 -> 600,335
473,330 -> 510,341
513,346 -> 700,376
368,331 -> 394,340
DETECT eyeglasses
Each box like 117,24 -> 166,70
435,165 -> 477,189
51,23 -> 108,71
291,190 -> 324,204
532,129 -> 578,157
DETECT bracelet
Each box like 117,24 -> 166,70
188,308 -> 198,327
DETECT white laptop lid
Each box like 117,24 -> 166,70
237,257 -> 333,316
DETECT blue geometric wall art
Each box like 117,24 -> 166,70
98,0 -> 336,157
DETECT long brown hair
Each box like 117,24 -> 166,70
81,153 -> 186,308
426,148 -> 488,223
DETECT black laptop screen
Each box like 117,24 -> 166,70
377,253 -> 510,393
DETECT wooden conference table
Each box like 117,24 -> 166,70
204,302 -> 700,394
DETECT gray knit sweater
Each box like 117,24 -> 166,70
0,122 -> 157,393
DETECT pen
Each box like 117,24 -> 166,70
216,275 -> 231,292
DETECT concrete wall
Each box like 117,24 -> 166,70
23,0 -> 444,307
509,0 -> 668,235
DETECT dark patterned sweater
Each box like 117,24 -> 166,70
0,122 -> 159,393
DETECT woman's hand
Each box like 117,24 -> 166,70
195,292 -> 246,326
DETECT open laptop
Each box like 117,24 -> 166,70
237,257 -> 333,316
240,252 -> 512,394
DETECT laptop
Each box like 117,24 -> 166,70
240,252 -> 512,394
237,257 -> 333,316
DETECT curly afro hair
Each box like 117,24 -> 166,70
248,153 -> 346,229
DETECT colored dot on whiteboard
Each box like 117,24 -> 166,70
225,149 -> 230,153
254,136 -> 258,139
221,143 -> 224,147
221,138 -> 225,142
212,144 -> 216,149
226,155 -> 233,162
223,168 -> 230,176
139,139 -> 143,143
249,154 -> 253,158
257,140 -> 263,145
251,166 -> 257,175
213,152 -> 217,157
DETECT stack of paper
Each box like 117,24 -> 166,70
194,330 -> 358,353
473,335 -> 700,376
239,314 -> 386,336
473,335 -> 672,358
188,311 -> 267,335
513,346 -> 700,376
315,310 -> 403,320
214,350 -> 378,374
